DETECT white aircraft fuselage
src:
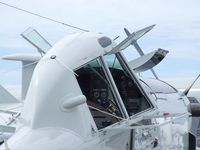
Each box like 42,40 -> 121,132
0,31 -> 194,150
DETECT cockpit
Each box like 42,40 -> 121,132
75,53 -> 152,129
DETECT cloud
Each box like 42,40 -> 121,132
0,0 -> 200,86
163,76 -> 200,89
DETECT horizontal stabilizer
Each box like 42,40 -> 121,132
128,48 -> 168,72
108,25 -> 156,54
2,53 -> 41,62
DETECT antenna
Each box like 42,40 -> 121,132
0,1 -> 89,32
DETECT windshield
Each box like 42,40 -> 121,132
140,78 -> 177,94
104,54 -> 152,116
75,58 -> 123,129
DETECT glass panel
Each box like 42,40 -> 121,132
140,78 -> 177,94
104,54 -> 151,116
21,27 -> 52,53
75,59 -> 122,129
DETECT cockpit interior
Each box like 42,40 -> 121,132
75,55 -> 151,129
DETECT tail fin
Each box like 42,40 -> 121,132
2,54 -> 41,100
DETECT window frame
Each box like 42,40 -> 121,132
74,56 -> 129,130
74,51 -> 156,129
113,52 -> 155,117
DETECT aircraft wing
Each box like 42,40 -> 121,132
128,48 -> 168,72
107,25 -> 155,55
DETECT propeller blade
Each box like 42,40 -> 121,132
184,74 -> 200,96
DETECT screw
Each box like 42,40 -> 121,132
50,55 -> 56,59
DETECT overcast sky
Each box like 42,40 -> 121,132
0,0 -> 200,89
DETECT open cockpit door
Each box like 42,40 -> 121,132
128,48 -> 168,72
21,27 -> 52,55
124,25 -> 159,79
107,25 -> 155,55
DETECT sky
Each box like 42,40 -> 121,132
0,0 -> 200,91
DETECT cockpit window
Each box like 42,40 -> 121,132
98,36 -> 112,48
104,54 -> 151,116
140,78 -> 177,94
75,59 -> 122,129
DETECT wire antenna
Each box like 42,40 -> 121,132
0,1 -> 89,32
